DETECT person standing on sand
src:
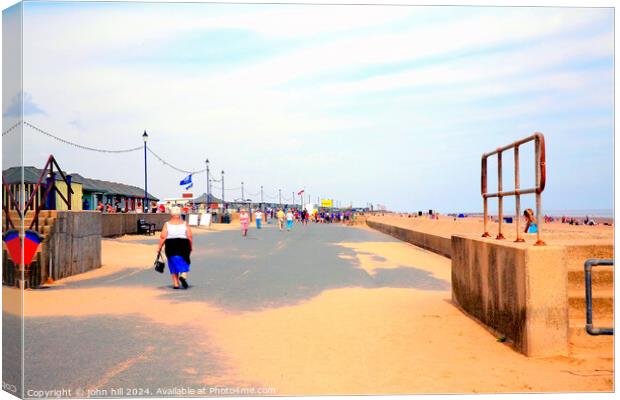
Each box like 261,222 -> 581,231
240,208 -> 250,237
277,208 -> 285,231
158,206 -> 193,289
523,208 -> 538,234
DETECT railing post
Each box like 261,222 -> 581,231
496,151 -> 505,240
534,137 -> 545,246
514,146 -> 524,242
585,259 -> 614,335
482,157 -> 490,237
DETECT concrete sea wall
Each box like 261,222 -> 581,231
366,219 -> 452,258
451,235 -> 568,357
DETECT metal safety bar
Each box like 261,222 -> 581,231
584,259 -> 614,336
481,132 -> 546,245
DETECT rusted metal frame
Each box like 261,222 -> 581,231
481,132 -> 547,244
482,133 -> 539,158
484,188 -> 538,198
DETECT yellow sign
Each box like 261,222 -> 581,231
321,199 -> 333,208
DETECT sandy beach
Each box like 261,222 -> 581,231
367,214 -> 613,246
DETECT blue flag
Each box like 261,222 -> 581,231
185,182 -> 193,190
180,174 -> 192,186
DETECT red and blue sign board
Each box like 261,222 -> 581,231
3,229 -> 43,266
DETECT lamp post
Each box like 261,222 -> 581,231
260,185 -> 263,208
142,131 -> 148,212
221,170 -> 225,212
205,158 -> 210,207
241,181 -> 244,202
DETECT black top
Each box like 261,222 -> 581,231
164,238 -> 191,265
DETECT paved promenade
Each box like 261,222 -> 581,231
5,223 -> 613,396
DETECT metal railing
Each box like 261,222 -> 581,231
584,258 -> 614,336
481,133 -> 546,245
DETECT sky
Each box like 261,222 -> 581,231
2,1 -> 614,213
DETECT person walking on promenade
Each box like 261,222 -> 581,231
240,208 -> 250,237
524,208 -> 538,234
157,206 -> 193,289
286,209 -> 294,231
255,208 -> 263,229
277,208 -> 285,231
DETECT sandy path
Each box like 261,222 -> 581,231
11,226 -> 614,394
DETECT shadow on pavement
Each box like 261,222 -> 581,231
23,314 -> 234,395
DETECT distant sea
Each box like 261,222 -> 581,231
446,209 -> 614,218
542,209 -> 614,218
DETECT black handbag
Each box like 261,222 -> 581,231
154,252 -> 165,274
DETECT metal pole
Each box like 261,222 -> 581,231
535,139 -> 545,246
221,170 -> 225,212
292,192 -> 295,208
496,152 -> 505,239
279,189 -> 281,207
143,131 -> 148,212
260,185 -> 263,206
482,157 -> 490,237
206,159 -> 210,207
514,147 -> 524,242
241,181 -> 244,201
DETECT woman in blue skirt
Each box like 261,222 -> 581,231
158,206 -> 193,289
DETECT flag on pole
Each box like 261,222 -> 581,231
185,182 -> 194,190
297,189 -> 305,195
180,174 -> 192,186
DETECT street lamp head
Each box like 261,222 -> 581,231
206,158 -> 209,164
142,130 -> 148,142
221,170 -> 224,175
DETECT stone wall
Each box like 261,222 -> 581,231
366,219 -> 452,258
451,235 -> 568,357
101,213 -> 169,237
44,211 -> 103,281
